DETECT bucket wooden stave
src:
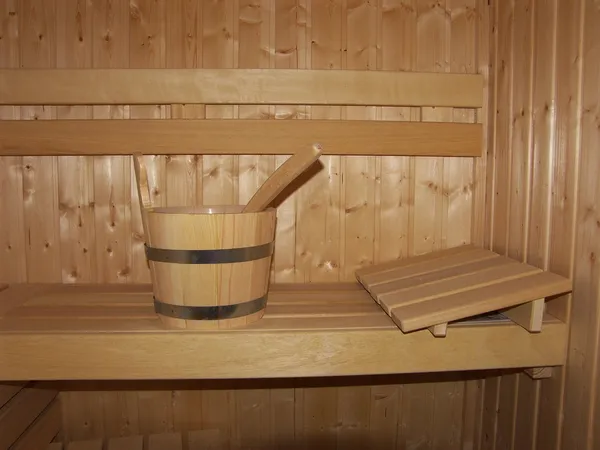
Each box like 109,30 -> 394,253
144,205 -> 276,330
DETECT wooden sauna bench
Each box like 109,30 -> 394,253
0,282 -> 567,381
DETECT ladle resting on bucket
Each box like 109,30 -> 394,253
243,143 -> 323,212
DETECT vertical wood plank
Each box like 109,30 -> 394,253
201,390 -> 234,449
60,390 -> 106,441
202,0 -> 237,207
489,0 -> 513,257
506,0 -> 533,263
399,382 -> 434,450
299,386 -> 338,450
269,386 -> 295,450
480,376 -> 500,450
342,0 -> 377,281
56,110 -> 96,284
337,385 -> 371,450
169,0 -> 204,208
100,390 -> 140,438
482,0 -> 497,252
166,0 -> 203,209
368,384 -> 399,450
19,0 -> 61,283
295,0 -> 342,283
232,389 -> 271,450
543,0 -> 583,323
237,0 -> 275,211
513,374 -> 539,450
494,374 -> 517,450
471,0 -> 491,249
447,0 -> 476,250
527,0 -> 557,271
0,0 -> 26,283
56,0 -> 95,284
92,0 -> 131,285
166,0 -> 202,70
461,379 -> 483,450
92,152 -> 132,284
271,0 -> 299,284
56,0 -> 92,68
376,0 -> 414,266
432,381 -> 463,450
129,0 -> 167,284
171,389 -> 203,437
562,1 -> 599,449
414,0 -> 448,256
136,390 -> 174,436
271,0 -> 298,284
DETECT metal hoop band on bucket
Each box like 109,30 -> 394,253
144,242 -> 274,265
153,295 -> 268,321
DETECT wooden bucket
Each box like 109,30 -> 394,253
133,155 -> 277,330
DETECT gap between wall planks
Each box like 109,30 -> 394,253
0,119 -> 483,157
1,0 -> 489,448
0,68 -> 484,107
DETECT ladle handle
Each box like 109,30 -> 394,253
243,143 -> 323,213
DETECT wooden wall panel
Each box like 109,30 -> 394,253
480,0 -> 600,450
1,0 -> 489,448
0,0 -> 27,282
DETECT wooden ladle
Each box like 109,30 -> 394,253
243,143 -> 323,212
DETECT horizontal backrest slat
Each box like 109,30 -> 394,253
0,119 -> 482,157
0,69 -> 484,108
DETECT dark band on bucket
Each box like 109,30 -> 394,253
145,242 -> 274,264
153,295 -> 268,321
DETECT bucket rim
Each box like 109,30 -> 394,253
146,205 -> 277,215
